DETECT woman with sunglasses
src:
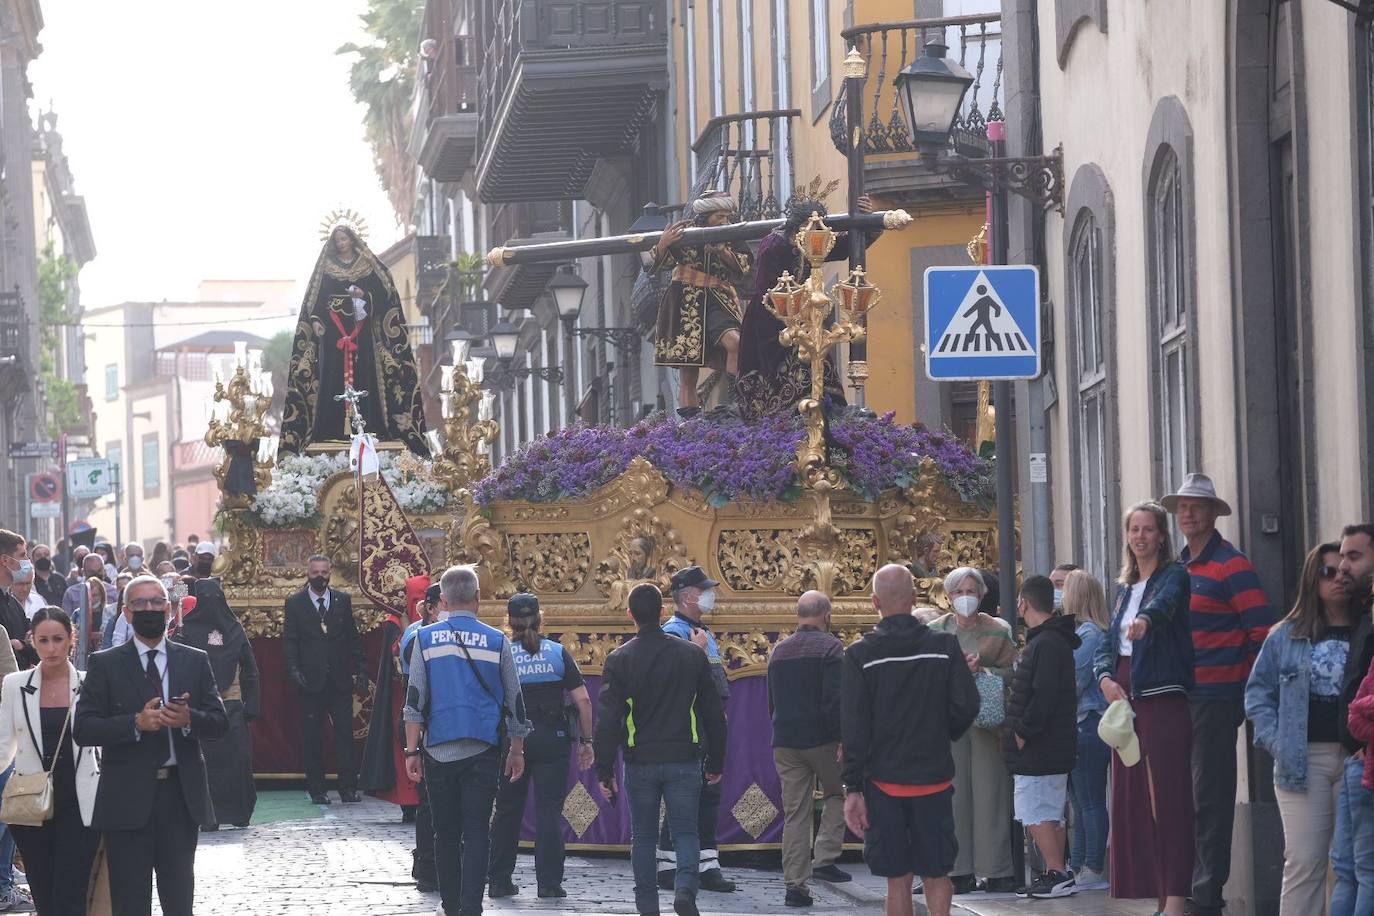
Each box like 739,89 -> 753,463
1246,542 -> 1353,916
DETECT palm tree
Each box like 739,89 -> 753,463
338,0 -> 425,225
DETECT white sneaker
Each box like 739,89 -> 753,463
1073,867 -> 1109,891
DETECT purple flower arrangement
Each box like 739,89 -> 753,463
473,408 -> 992,508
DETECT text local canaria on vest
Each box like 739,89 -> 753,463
417,621 -> 506,744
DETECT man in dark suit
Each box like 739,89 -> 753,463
282,554 -> 367,804
74,574 -> 228,916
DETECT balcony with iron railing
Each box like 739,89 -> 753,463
0,291 -> 29,389
829,12 -> 1001,207
689,109 -> 801,219
474,0 -> 668,202
413,0 -> 479,183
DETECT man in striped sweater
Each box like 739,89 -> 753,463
1164,473 -> 1274,916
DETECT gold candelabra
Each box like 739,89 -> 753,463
204,350 -> 274,510
763,212 -> 882,594
432,350 -> 500,493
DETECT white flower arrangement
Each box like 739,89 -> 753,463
249,450 -> 451,528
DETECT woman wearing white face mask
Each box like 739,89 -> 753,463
922,567 -> 1019,894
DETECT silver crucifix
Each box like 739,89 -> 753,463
334,384 -> 370,437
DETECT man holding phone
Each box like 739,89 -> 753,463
74,574 -> 228,916
595,584 -> 727,916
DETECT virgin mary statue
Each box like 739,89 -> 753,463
279,224 -> 430,457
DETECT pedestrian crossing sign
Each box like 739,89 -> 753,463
924,265 -> 1041,381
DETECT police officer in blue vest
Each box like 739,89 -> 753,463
487,593 -> 595,900
403,565 -> 531,916
658,565 -> 735,893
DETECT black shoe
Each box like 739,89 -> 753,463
538,885 -> 567,898
339,790 -> 362,803
1024,871 -> 1077,899
232,822 -> 251,829
658,870 -> 675,891
309,793 -> 330,805
401,806 -> 416,824
673,888 -> 700,916
201,824 -> 219,832
785,886 -> 813,907
698,869 -> 736,893
982,875 -> 1021,894
930,874 -> 975,896
676,406 -> 702,420
812,865 -> 851,883
416,879 -> 438,893
487,878 -> 519,898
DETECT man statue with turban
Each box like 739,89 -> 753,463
650,191 -> 752,418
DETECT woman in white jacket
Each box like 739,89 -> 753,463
0,607 -> 100,914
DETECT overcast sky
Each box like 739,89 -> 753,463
31,0 -> 400,311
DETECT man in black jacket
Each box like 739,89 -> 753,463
282,554 -> 367,804
74,574 -> 229,916
842,564 -> 978,916
768,590 -> 849,907
1003,575 -> 1080,899
596,584 -> 727,916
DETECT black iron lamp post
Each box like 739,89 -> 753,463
894,41 -> 1063,212
548,263 -> 589,324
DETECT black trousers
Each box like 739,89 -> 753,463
488,724 -> 572,888
299,683 -> 356,795
413,777 -> 435,884
1191,698 -> 1246,909
658,761 -> 722,872
103,777 -> 200,916
12,797 -> 100,915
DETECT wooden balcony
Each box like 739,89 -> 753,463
414,1 -> 480,182
474,0 -> 668,202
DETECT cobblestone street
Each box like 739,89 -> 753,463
161,792 -> 1153,916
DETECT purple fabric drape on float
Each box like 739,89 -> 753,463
517,673 -> 787,847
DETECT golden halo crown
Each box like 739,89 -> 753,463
319,208 -> 370,242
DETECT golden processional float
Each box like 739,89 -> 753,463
207,208 -> 1000,850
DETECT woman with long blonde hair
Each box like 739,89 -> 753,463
1091,500 -> 1194,916
1061,569 -> 1111,889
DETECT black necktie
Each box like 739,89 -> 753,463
145,649 -> 170,765
317,596 -> 328,633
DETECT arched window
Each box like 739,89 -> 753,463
1065,164 -> 1117,582
1143,97 -> 1198,504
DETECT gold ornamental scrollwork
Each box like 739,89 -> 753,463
204,358 -> 273,510
320,478 -> 360,583
508,532 -> 592,594
432,361 -> 499,492
453,490 -> 518,599
594,458 -> 695,608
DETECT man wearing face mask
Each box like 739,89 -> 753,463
122,541 -> 146,576
30,544 -> 65,607
282,555 -> 367,805
74,574 -> 228,916
658,566 -> 735,894
1049,564 -> 1078,612
0,529 -> 36,669
192,542 -> 217,579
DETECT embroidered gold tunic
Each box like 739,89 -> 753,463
651,242 -> 752,369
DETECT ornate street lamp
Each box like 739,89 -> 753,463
487,316 -> 521,362
894,42 -> 974,155
893,40 -> 1063,211
547,263 -> 588,326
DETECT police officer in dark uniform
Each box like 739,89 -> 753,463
487,594 -> 595,899
658,566 -> 735,893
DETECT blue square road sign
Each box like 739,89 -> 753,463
924,265 -> 1041,381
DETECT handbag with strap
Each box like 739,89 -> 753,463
1,700 -> 73,827
973,669 -> 1006,730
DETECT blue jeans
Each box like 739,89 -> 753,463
625,760 -> 702,913
1069,713 -> 1109,873
1331,753 -> 1374,916
425,747 -> 501,916
0,763 -> 16,894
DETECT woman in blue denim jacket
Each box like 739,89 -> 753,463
1091,501 -> 1194,916
1245,542 -> 1353,916
1062,569 -> 1111,889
